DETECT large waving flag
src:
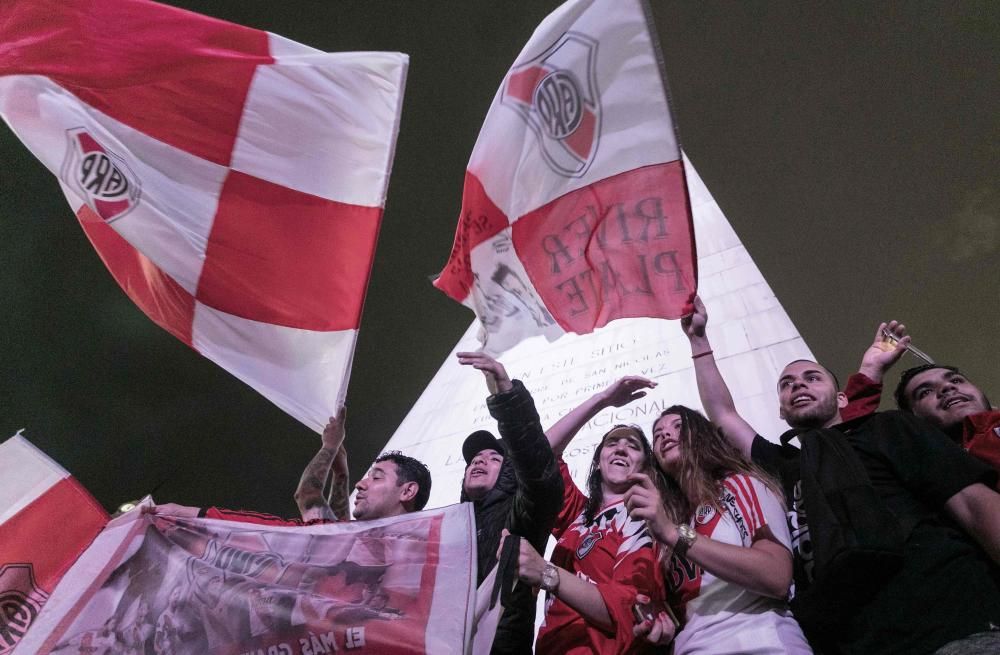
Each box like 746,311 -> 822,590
435,0 -> 696,355
0,432 -> 108,654
0,0 -> 408,432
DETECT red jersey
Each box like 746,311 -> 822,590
535,460 -> 665,655
961,411 -> 1000,478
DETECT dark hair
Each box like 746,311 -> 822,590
894,364 -> 960,412
375,451 -> 432,511
582,425 -> 665,525
782,359 -> 840,390
653,406 -> 783,521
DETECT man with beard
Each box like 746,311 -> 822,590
681,295 -> 1000,655
455,351 -> 563,655
165,411 -> 430,526
294,408 -> 432,522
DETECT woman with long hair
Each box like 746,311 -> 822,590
625,405 -> 811,654
502,376 -> 675,654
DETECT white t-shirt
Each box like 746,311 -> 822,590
664,473 -> 812,655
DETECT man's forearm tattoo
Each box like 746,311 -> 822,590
296,447 -> 335,513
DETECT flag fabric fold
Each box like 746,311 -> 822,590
0,432 -> 109,654
0,0 -> 409,432
434,0 -> 696,355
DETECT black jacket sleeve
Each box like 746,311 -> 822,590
487,379 -> 564,548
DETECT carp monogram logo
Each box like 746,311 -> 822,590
694,505 -> 717,525
502,32 -> 602,177
0,563 -> 49,654
60,127 -> 141,223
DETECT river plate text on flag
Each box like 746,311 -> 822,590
0,433 -> 109,654
0,0 -> 408,433
386,156 -> 814,512
435,0 -> 696,355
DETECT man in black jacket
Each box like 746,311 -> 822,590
682,295 -> 1000,655
457,350 -> 563,655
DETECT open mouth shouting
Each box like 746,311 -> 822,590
609,456 -> 631,470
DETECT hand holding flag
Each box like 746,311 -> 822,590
0,0 -> 408,433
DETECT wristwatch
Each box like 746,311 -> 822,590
540,562 -> 560,595
674,523 -> 698,558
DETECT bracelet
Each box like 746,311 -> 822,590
691,350 -> 713,360
540,562 -> 560,595
674,523 -> 698,557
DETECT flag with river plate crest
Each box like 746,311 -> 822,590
434,0 -> 696,355
0,0 -> 408,433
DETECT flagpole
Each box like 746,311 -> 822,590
639,0 -> 699,300
332,58 -> 410,417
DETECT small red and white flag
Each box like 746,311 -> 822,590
435,0 -> 696,354
0,0 -> 408,432
0,432 -> 108,654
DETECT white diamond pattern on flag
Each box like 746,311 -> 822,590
0,0 -> 408,433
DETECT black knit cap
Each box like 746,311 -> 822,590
462,430 -> 506,465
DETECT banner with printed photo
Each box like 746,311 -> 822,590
16,504 -> 478,655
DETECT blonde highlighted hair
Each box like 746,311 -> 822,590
653,406 -> 784,523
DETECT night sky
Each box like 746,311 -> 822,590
2,1 -> 997,517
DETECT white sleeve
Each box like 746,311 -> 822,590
749,475 -> 792,550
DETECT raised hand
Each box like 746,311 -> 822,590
296,406 -> 347,522
624,472 -> 674,546
600,376 -> 656,408
457,350 -> 513,394
859,321 -> 911,383
328,445 -> 351,521
322,406 -> 347,451
680,295 -> 707,339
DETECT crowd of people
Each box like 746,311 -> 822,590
147,296 -> 1000,655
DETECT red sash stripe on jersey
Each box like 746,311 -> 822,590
724,474 -> 765,534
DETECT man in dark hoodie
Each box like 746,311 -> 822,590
457,350 -> 564,655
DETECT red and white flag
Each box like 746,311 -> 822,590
14,502 -> 482,655
435,0 -> 696,354
0,432 -> 108,654
0,0 -> 408,432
